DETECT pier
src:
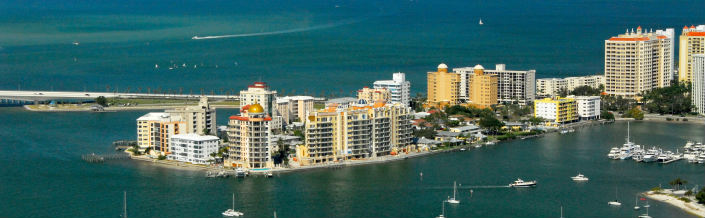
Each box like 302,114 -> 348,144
81,153 -> 130,163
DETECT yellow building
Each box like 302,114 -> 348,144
296,102 -> 413,166
468,65 -> 498,108
679,25 -> 705,83
533,97 -> 578,124
357,86 -> 391,103
605,26 -> 674,98
427,63 -> 460,108
136,112 -> 187,155
226,103 -> 274,169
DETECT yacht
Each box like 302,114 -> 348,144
560,129 -> 569,134
222,193 -> 244,217
571,173 -> 589,181
235,168 -> 247,177
642,147 -> 659,163
614,122 -> 638,160
657,150 -> 673,162
608,147 -> 620,159
697,153 -> 705,164
446,181 -> 460,204
509,178 -> 537,187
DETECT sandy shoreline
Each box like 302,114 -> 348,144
644,191 -> 705,218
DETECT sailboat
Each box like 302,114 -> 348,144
447,181 -> 460,204
559,205 -> 564,218
634,195 -> 641,210
638,205 -> 652,218
608,187 -> 621,206
222,193 -> 244,216
122,191 -> 127,218
436,200 -> 446,218
479,19 -> 484,25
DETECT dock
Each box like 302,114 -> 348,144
81,153 -> 130,163
660,157 -> 683,164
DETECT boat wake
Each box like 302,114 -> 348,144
192,17 -> 370,40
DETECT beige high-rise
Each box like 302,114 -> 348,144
427,63 -> 460,108
357,87 -> 391,103
679,25 -> 705,83
468,65 -> 498,108
605,26 -> 674,98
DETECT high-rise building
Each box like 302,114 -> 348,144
467,65 -> 498,108
357,87 -> 391,103
226,103 -> 273,169
455,64 -> 535,105
165,96 -> 216,135
572,96 -> 601,120
679,25 -> 705,83
239,82 -> 277,115
427,63 -> 461,108
136,112 -> 187,154
297,102 -> 413,166
534,97 -> 578,124
275,96 -> 314,124
168,134 -> 220,164
536,75 -> 605,97
605,27 -> 674,98
693,54 -> 705,115
374,72 -> 411,106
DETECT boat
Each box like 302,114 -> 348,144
460,148 -> 466,151
446,181 -> 460,204
608,147 -> 620,159
436,200 -> 446,218
222,193 -> 244,217
474,144 -> 482,148
571,173 -> 589,181
609,122 -> 639,160
479,19 -> 484,25
235,168 -> 247,177
637,205 -> 652,218
642,147 -> 659,162
154,64 -> 159,69
266,172 -> 274,178
633,195 -> 640,210
485,141 -> 495,146
560,129 -> 569,134
122,191 -> 127,218
509,178 -> 537,187
72,41 -> 80,46
608,187 -> 621,206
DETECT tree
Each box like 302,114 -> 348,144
95,96 -> 107,106
528,117 -> 544,126
413,128 -> 436,139
697,187 -> 705,204
479,114 -> 504,134
669,178 -> 688,190
642,82 -> 693,115
271,139 -> 290,166
202,128 -> 211,135
570,85 -> 602,96
293,130 -> 305,141
623,107 -> 644,120
601,110 -> 615,120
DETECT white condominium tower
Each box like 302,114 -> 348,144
454,64 -> 536,105
679,25 -> 705,83
693,54 -> 705,115
373,72 -> 411,106
239,82 -> 277,115
604,26 -> 674,98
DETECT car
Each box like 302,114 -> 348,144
85,94 -> 90,96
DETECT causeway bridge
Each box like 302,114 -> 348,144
0,90 -> 238,105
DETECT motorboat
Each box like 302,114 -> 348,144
266,172 -> 274,178
446,181 -> 460,204
608,147 -> 620,159
571,174 -> 589,181
509,178 -> 537,187
642,147 -> 659,162
222,193 -> 244,217
235,168 -> 247,177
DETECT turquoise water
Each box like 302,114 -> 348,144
1,108 -> 704,217
1,0 -> 704,94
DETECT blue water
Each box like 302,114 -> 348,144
1,0 -> 704,94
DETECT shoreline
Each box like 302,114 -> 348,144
643,191 -> 705,218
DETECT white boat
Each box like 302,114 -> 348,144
608,188 -> 621,206
154,64 -> 159,69
634,195 -> 640,210
485,141 -> 495,145
608,147 -> 620,159
642,147 -> 659,162
436,200 -> 446,218
571,173 -> 589,181
235,168 -> 247,177
222,193 -> 244,217
474,144 -> 482,148
479,19 -> 484,25
638,206 -> 652,218
509,178 -> 537,187
446,181 -> 460,204
72,41 -> 80,46
460,148 -> 466,151
610,122 -> 639,160
266,172 -> 274,178
560,129 -> 569,134
122,191 -> 128,218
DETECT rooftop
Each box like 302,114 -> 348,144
171,133 -> 219,141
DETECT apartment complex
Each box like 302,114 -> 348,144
165,96 -> 216,135
373,72 -> 411,106
275,96 -> 314,124
693,55 -> 705,115
168,134 -> 219,164
427,63 -> 461,108
536,75 -> 605,97
226,104 -> 273,169
679,25 -> 705,83
297,102 -> 413,166
239,82 -> 277,115
605,27 -> 674,98
454,64 -> 535,105
136,112 -> 187,154
573,96 -> 601,120
357,87 -> 391,104
467,65 -> 498,108
534,97 -> 578,124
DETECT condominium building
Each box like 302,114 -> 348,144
239,82 -> 277,115
275,96 -> 314,124
427,63 -> 461,108
357,87 -> 391,103
693,54 -> 705,115
467,65 -> 498,108
168,134 -> 220,164
136,112 -> 187,154
572,96 -> 601,120
455,64 -> 535,105
226,103 -> 273,169
605,27 -> 674,98
534,97 -> 578,124
165,96 -> 216,135
373,72 -> 411,106
297,102 -> 413,166
679,25 -> 705,83
536,75 -> 605,97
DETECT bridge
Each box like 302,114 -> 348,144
0,90 -> 238,104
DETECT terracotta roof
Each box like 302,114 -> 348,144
684,25 -> 689,29
687,32 -> 705,36
608,37 -> 650,41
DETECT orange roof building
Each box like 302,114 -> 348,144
679,24 -> 705,83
